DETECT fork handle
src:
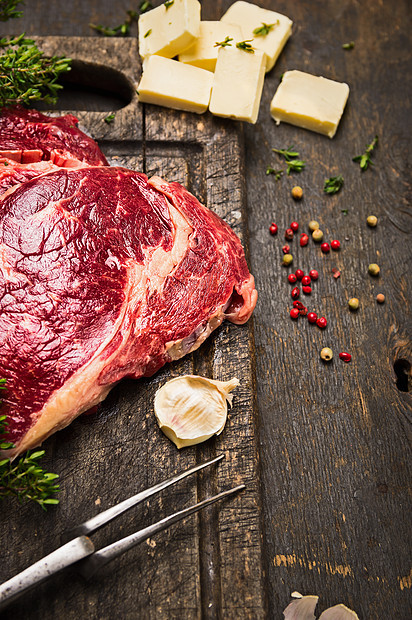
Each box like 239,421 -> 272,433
0,536 -> 94,611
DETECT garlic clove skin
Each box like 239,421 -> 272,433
154,375 -> 239,449
318,604 -> 359,619
283,595 -> 318,620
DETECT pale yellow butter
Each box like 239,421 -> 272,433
220,1 -> 292,72
137,55 -> 213,114
138,0 -> 201,60
178,21 -> 242,72
209,46 -> 266,124
270,70 -> 350,138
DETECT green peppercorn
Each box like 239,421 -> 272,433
283,253 -> 293,266
320,347 -> 333,361
367,215 -> 378,227
291,186 -> 303,200
312,229 -> 324,242
368,263 -> 380,276
309,220 -> 320,232
348,297 -> 359,311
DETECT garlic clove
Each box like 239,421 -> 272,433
283,595 -> 319,620
318,604 -> 359,619
154,375 -> 239,449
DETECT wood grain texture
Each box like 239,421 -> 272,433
0,35 -> 265,619
1,1 -> 411,618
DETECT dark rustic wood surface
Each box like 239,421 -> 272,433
1,1 -> 411,619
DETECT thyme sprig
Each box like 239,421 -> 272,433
253,21 -> 278,37
0,34 -> 71,107
0,381 -> 59,509
272,145 -> 306,175
324,174 -> 344,194
0,0 -> 23,21
353,135 -> 378,171
90,10 -> 138,37
266,167 -> 283,180
214,36 -> 233,48
236,40 -> 254,53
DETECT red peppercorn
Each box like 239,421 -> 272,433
316,316 -> 327,329
282,244 -> 290,254
302,286 -> 312,294
290,308 -> 300,319
288,273 -> 297,284
269,223 -> 278,235
321,242 -> 330,254
291,287 -> 300,300
331,239 -> 341,251
307,312 -> 318,323
300,233 -> 309,247
301,275 -> 311,286
285,228 -> 294,240
309,269 -> 319,280
339,352 -> 352,362
290,221 -> 299,232
295,269 -> 304,281
293,300 -> 305,309
299,306 -> 308,316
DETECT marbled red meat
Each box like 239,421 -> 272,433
0,167 -> 257,456
0,106 -> 108,167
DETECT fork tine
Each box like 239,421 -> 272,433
63,455 -> 224,542
77,484 -> 245,580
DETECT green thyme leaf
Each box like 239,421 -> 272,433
104,112 -> 115,124
341,209 -> 348,215
89,9 -> 138,37
266,167 -> 283,180
286,159 -> 306,175
272,145 -> 300,161
139,0 -> 153,12
214,36 -> 233,48
342,41 -> 355,50
324,174 -> 344,194
236,40 -> 254,53
164,0 -> 174,9
144,28 -> 152,38
353,135 -> 378,171
253,21 -> 278,37
0,0 -> 23,21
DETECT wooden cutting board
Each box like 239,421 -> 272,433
0,38 -> 266,619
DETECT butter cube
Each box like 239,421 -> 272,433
137,55 -> 213,114
178,21 -> 242,72
270,70 -> 350,138
220,1 -> 292,72
138,0 -> 201,60
209,46 -> 266,124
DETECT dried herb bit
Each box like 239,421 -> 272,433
353,135 -> 378,171
214,36 -> 233,48
324,174 -> 344,194
341,209 -> 348,215
272,145 -> 300,160
164,0 -> 174,9
139,0 -> 153,12
266,167 -> 283,180
104,112 -> 115,124
89,10 -> 138,37
253,21 -> 278,37
0,380 -> 60,509
144,28 -> 152,38
0,0 -> 23,21
285,159 -> 306,174
342,41 -> 355,50
0,34 -> 71,107
272,145 -> 306,175
236,40 -> 255,53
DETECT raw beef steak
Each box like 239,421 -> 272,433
0,167 -> 257,456
0,106 -> 108,167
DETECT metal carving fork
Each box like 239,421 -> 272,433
0,455 -> 243,611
